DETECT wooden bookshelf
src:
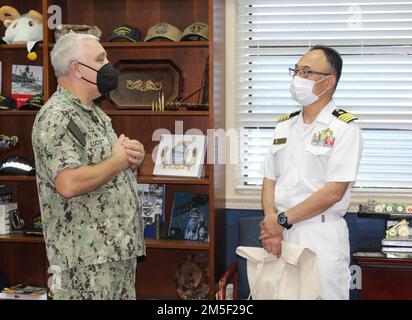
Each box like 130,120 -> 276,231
0,234 -> 209,250
0,111 -> 38,116
0,0 -> 225,300
0,44 -> 44,50
0,176 -> 36,182
0,234 -> 44,243
46,41 -> 209,49
137,175 -> 210,185
103,110 -> 209,116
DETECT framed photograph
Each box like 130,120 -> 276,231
168,192 -> 209,242
11,64 -> 42,108
137,183 -> 165,225
109,59 -> 183,109
153,134 -> 207,178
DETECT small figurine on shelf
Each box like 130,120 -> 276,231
0,6 -> 43,60
55,24 -> 102,42
386,219 -> 410,239
0,135 -> 18,149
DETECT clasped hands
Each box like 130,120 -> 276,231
259,212 -> 285,258
113,134 -> 145,170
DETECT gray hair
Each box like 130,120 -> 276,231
50,33 -> 99,78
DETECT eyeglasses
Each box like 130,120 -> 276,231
288,67 -> 331,78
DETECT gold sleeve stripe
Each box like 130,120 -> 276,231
339,114 -> 355,122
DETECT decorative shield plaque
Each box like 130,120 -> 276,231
175,254 -> 209,300
109,60 -> 184,109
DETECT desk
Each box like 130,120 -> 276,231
354,255 -> 412,299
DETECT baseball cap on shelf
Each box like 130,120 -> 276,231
144,23 -> 182,42
19,94 -> 44,110
24,215 -> 43,236
0,95 -> 17,110
0,155 -> 35,176
180,22 -> 209,41
106,24 -> 142,42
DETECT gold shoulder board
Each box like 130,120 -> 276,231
276,110 -> 301,123
332,109 -> 358,123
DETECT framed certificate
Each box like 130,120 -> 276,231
153,134 -> 207,178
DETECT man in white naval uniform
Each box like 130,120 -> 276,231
259,45 -> 363,300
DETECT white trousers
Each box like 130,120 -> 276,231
283,217 -> 350,300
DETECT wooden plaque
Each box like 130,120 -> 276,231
109,60 -> 184,109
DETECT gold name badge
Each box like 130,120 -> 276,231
273,138 -> 287,145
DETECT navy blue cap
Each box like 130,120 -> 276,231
106,24 -> 142,42
0,95 -> 17,110
19,94 -> 44,110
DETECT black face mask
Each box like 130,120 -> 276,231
78,62 -> 119,95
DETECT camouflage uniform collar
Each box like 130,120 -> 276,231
57,85 -> 95,113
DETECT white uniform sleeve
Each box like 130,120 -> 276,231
258,127 -> 280,181
259,149 -> 276,181
326,122 -> 363,182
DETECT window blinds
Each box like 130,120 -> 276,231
236,0 -> 412,190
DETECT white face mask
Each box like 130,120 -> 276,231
290,75 -> 330,107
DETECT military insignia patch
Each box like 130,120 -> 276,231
155,23 -> 169,35
312,128 -> 335,147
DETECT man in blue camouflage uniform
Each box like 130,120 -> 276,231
32,33 -> 145,300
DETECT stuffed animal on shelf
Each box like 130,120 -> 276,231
0,5 -> 43,60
